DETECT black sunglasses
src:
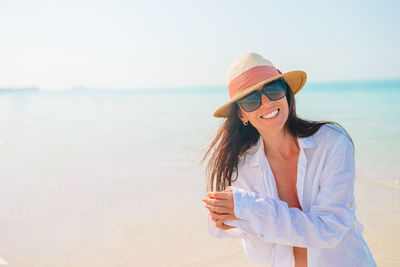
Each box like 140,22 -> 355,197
237,78 -> 288,112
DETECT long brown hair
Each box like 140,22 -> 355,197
202,83 -> 353,192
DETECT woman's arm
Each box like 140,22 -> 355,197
232,134 -> 356,248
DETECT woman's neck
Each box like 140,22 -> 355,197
261,128 -> 299,159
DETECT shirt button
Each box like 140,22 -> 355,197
349,204 -> 354,208
260,234 -> 264,238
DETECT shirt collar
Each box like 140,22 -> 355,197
298,135 -> 316,149
248,134 -> 316,168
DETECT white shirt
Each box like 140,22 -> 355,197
207,124 -> 376,267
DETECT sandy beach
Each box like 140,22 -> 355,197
80,177 -> 400,267
120,178 -> 400,267
0,175 -> 398,267
103,177 -> 400,267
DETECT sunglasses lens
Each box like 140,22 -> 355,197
262,78 -> 287,101
237,79 -> 288,112
238,91 -> 261,112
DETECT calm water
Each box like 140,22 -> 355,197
0,80 -> 399,265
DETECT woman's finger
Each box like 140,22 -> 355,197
216,219 -> 236,230
205,204 -> 231,214
207,191 -> 232,200
210,212 -> 237,222
204,198 -> 234,209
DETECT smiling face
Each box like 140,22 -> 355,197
237,92 -> 289,136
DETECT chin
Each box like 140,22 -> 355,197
256,121 -> 285,134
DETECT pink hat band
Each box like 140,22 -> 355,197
228,65 -> 282,99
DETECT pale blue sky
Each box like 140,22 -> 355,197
1,0 -> 399,90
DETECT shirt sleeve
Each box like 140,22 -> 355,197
206,213 -> 269,239
232,134 -> 357,248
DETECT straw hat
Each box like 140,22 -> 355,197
213,53 -> 307,118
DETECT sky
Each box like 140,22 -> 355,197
0,0 -> 399,90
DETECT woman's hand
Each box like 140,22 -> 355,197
202,187 -> 238,230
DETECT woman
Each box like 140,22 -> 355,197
202,53 -> 376,267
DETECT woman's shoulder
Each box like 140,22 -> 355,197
314,123 -> 349,138
312,123 -> 353,150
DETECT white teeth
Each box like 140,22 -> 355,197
262,109 -> 278,119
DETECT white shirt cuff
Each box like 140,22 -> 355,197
231,186 -> 258,220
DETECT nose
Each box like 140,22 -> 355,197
261,93 -> 273,107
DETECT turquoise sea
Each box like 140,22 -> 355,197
0,80 -> 399,266
1,80 -> 399,183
